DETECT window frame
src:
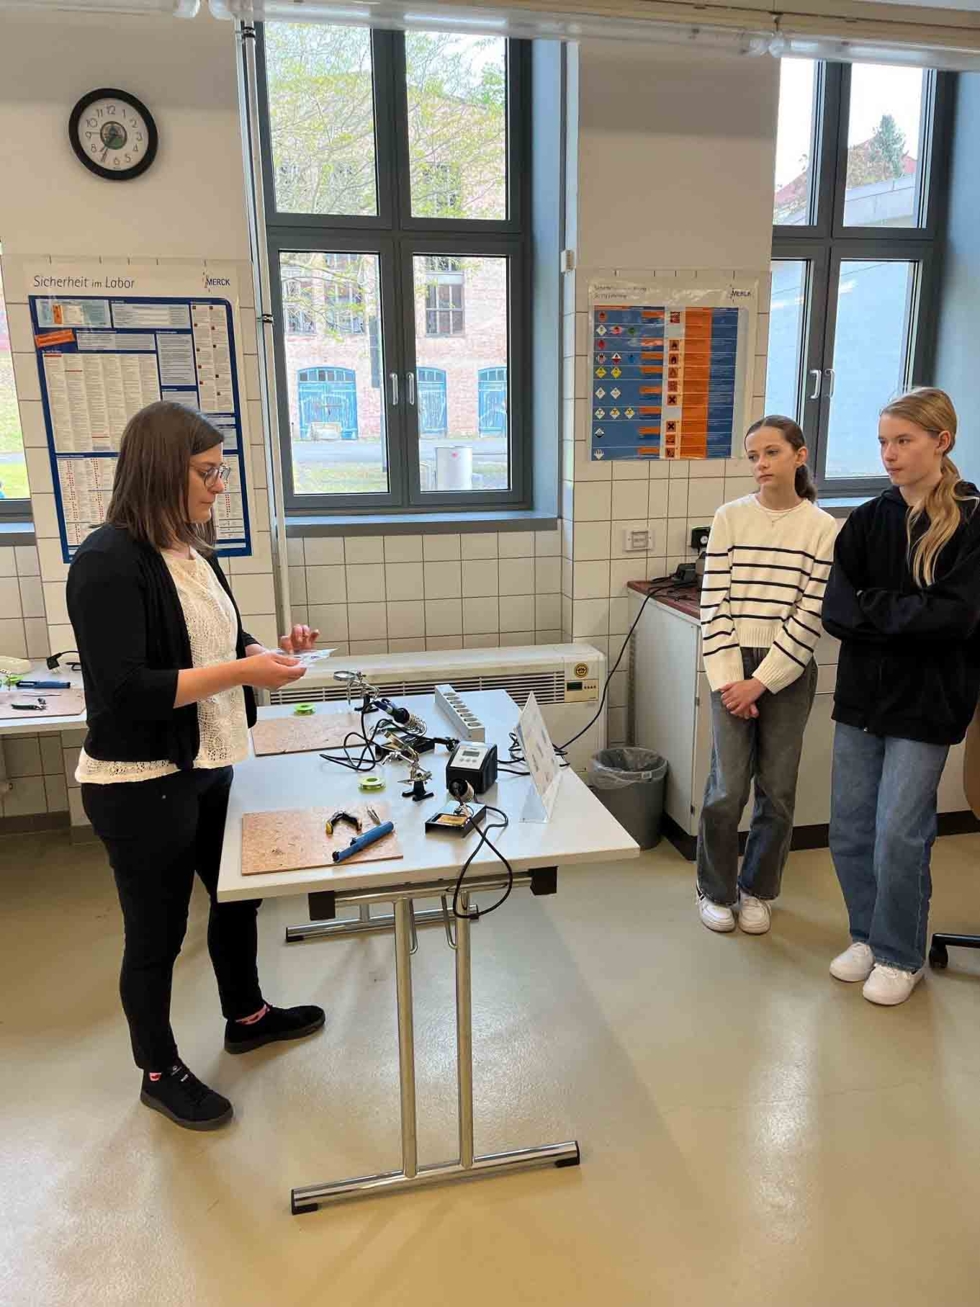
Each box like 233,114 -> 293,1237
771,61 -> 953,497
0,262 -> 30,521
255,24 -> 532,516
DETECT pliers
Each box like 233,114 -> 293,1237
325,807 -> 381,836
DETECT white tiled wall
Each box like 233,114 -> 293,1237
0,541 -> 47,662
287,527 -> 564,656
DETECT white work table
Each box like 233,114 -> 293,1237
0,662 -> 85,737
217,688 -> 639,1213
219,689 -> 635,902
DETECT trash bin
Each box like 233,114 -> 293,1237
588,747 -> 668,850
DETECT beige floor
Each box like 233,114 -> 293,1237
3,830 -> 980,1307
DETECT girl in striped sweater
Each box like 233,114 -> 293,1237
697,416 -> 838,935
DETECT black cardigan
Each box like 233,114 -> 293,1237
822,484 -> 980,745
66,524 -> 258,771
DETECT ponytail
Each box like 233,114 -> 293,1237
907,455 -> 970,588
795,462 -> 818,504
880,387 -> 977,588
745,414 -> 817,503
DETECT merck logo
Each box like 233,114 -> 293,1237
204,274 -> 231,290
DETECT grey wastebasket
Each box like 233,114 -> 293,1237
588,747 -> 668,850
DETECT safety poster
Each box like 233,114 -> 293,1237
27,265 -> 251,562
588,276 -> 759,463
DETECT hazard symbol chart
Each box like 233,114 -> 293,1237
588,277 -> 758,463
29,291 -> 251,562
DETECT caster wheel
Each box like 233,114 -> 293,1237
929,942 -> 948,970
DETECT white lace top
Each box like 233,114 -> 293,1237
76,550 -> 250,785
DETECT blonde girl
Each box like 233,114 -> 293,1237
823,388 -> 980,1005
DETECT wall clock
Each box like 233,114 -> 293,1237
69,88 -> 158,182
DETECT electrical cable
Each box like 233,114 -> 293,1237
451,802 -> 514,921
557,574 -> 692,753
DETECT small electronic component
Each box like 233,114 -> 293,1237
446,741 -> 498,797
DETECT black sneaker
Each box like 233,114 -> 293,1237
224,1004 -> 326,1054
140,1062 -> 233,1131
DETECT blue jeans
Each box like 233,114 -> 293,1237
829,723 -> 949,973
697,649 -> 817,907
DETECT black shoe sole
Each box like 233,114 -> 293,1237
140,1089 -> 234,1131
224,1014 -> 325,1055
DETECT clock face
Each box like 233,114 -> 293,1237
69,88 -> 158,182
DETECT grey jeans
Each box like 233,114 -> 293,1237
697,648 -> 817,907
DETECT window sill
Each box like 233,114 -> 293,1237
0,519 -> 35,546
286,509 -> 558,536
819,496 -> 874,518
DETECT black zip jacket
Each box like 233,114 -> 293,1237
66,524 -> 258,771
822,483 -> 980,745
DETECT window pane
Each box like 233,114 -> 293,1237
407,34 -> 507,221
773,59 -> 817,226
265,24 -> 378,217
412,255 -> 509,491
0,267 -> 28,502
765,261 -> 808,420
825,260 -> 915,479
279,253 -> 387,496
844,64 -> 925,228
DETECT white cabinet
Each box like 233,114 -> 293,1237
630,590 -> 969,845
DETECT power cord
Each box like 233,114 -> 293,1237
451,802 -> 514,921
557,574 -> 695,753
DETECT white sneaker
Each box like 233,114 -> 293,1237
830,941 -> 875,983
737,893 -> 771,935
697,893 -> 735,933
863,963 -> 924,1007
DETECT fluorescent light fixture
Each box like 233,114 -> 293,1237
0,0 -> 198,12
210,0 -> 980,71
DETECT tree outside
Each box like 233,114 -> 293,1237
265,24 -> 510,497
0,287 -> 29,502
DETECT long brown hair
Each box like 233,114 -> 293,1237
106,401 -> 223,552
879,387 -> 976,588
745,415 -> 817,503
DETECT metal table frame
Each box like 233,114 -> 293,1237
290,869 -> 579,1214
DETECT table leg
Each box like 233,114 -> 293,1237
290,879 -> 580,1214
394,897 -> 418,1179
456,891 -> 474,1170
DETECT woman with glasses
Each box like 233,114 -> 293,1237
67,401 -> 324,1131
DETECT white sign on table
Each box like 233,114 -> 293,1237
517,691 -> 561,823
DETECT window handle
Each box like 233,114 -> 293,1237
389,372 -> 399,407
824,367 -> 836,399
808,368 -> 822,401
406,372 -> 416,406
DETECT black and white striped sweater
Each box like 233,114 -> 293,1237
700,495 -> 838,694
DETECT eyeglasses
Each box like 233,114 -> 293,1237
194,462 -> 233,488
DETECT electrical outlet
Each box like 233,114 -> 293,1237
690,526 -> 710,551
623,527 -> 650,552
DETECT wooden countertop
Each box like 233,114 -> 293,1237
627,579 -> 701,619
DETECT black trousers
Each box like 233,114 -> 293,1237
82,767 -> 264,1071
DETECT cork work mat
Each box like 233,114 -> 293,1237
241,802 -> 402,876
0,690 -> 86,721
250,709 -> 363,756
